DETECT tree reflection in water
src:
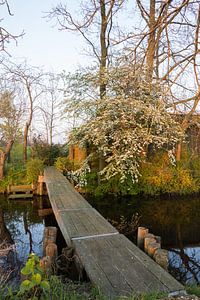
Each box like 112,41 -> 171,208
169,247 -> 200,284
0,196 -> 44,263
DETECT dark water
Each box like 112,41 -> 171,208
0,194 -> 199,285
0,195 -> 45,267
87,195 -> 200,285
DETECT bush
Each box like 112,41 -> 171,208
139,153 -> 198,195
54,157 -> 74,174
31,135 -> 64,165
0,165 -> 26,192
18,253 -> 50,299
26,158 -> 44,183
80,172 -> 140,196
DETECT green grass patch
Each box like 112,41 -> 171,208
186,284 -> 200,297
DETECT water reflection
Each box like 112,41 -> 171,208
87,195 -> 200,284
169,246 -> 200,284
0,196 -> 44,263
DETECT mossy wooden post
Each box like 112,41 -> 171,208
137,227 -> 149,250
147,242 -> 161,258
153,249 -> 169,270
144,234 -> 156,253
46,242 -> 58,265
43,226 -> 57,255
38,175 -> 44,196
144,237 -> 156,253
7,184 -> 11,194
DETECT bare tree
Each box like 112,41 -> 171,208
3,61 -> 45,162
48,0 -> 125,99
0,0 -> 23,54
0,90 -> 22,179
38,73 -> 62,146
131,1 -> 200,159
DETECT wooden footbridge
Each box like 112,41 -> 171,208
44,167 -> 184,298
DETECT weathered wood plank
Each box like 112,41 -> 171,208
44,168 -> 92,210
44,167 -> 68,183
73,235 -> 184,297
117,235 -> 184,292
9,185 -> 33,192
57,209 -> 117,245
8,193 -> 33,199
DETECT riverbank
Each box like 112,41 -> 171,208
1,276 -> 199,300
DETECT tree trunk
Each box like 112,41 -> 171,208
176,142 -> 182,161
23,81 -> 33,162
0,152 -> 6,181
23,123 -> 29,162
146,0 -> 156,84
99,0 -> 108,99
0,140 -> 14,180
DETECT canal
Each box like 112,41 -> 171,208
0,194 -> 199,285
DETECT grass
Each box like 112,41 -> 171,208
0,277 -> 200,300
186,284 -> 200,297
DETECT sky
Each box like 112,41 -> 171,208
1,0 -> 92,73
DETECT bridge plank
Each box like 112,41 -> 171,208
73,234 -> 184,297
44,168 -> 91,210
58,209 -> 117,244
44,167 -> 185,298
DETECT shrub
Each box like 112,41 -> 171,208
26,158 -> 44,183
31,135 -> 63,165
18,253 -> 50,299
0,165 -> 26,192
139,153 -> 198,195
54,157 -> 74,174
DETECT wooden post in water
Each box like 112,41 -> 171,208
153,249 -> 169,270
46,242 -> 58,259
38,208 -> 53,217
147,242 -> 161,258
38,175 -> 44,196
144,236 -> 156,253
137,227 -> 149,250
43,226 -> 57,256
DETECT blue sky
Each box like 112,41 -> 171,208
1,0 -> 91,72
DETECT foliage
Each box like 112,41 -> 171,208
31,135 -> 63,166
62,68 -> 99,129
67,65 -> 182,184
0,91 -> 21,143
186,285 -> 200,297
139,153 -> 198,195
17,253 -> 50,299
10,142 -> 31,164
0,165 -> 26,192
26,158 -> 44,184
55,157 -> 73,174
83,171 -> 140,196
80,150 -> 199,196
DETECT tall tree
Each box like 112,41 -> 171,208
0,0 -> 22,54
67,63 -> 182,183
134,0 -> 200,159
48,1 -> 126,178
38,73 -> 62,146
0,91 -> 21,179
48,0 -> 125,99
3,61 -> 45,162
